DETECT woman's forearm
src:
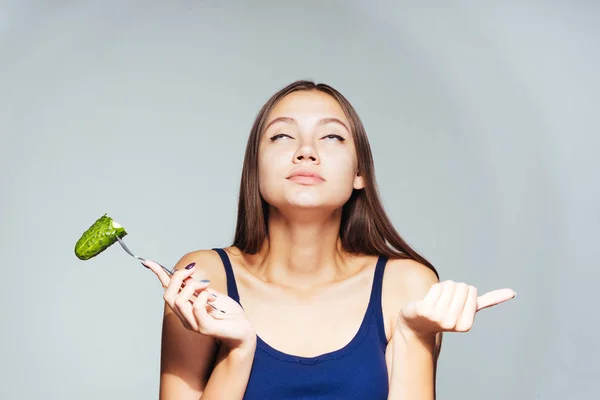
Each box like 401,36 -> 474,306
201,339 -> 256,400
388,331 -> 436,400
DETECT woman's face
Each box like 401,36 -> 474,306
258,90 -> 364,212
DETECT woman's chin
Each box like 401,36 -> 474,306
263,190 -> 350,215
286,192 -> 330,208
274,196 -> 346,215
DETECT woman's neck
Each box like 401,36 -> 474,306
252,208 -> 354,288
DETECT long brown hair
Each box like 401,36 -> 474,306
232,80 -> 438,278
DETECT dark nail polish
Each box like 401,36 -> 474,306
201,279 -> 210,283
141,262 -> 149,269
185,262 -> 196,270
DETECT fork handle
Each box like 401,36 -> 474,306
157,261 -> 176,277
146,259 -> 226,313
138,256 -> 175,276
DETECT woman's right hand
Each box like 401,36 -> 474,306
143,259 -> 256,352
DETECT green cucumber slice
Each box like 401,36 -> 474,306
74,213 -> 127,260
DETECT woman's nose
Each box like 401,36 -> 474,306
293,143 -> 320,164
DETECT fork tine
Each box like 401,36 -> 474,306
116,237 -> 136,257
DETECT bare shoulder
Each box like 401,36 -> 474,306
383,258 -> 439,301
381,258 -> 439,339
171,248 -> 229,295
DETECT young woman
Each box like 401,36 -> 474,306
143,80 -> 516,399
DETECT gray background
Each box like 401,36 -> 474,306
1,1 -> 598,399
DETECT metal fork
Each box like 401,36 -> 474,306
116,237 -> 225,313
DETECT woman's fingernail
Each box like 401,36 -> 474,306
208,293 -> 217,301
185,262 -> 196,270
141,262 -> 149,269
201,279 -> 210,283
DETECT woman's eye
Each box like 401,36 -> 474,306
323,134 -> 345,142
270,133 -> 293,141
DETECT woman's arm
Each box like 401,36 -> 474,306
159,303 -> 218,398
386,330 -> 440,400
200,337 -> 256,399
384,260 -> 515,400
385,261 -> 440,400
146,251 -> 256,400
160,305 -> 256,399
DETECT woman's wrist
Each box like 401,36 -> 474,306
220,323 -> 257,357
395,326 -> 436,348
228,335 -> 257,356
202,333 -> 256,400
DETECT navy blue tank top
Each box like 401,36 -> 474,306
213,248 -> 390,399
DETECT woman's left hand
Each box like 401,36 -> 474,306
397,280 -> 516,339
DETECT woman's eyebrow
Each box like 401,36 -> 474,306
265,117 -> 349,132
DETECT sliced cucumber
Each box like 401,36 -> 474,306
74,213 -> 127,260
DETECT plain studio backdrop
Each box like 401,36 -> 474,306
1,1 -> 598,399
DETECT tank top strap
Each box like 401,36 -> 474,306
368,255 -> 389,347
212,248 -> 241,304
370,255 -> 388,306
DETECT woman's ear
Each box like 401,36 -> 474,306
353,172 -> 365,190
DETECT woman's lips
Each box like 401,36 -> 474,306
287,169 -> 325,184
